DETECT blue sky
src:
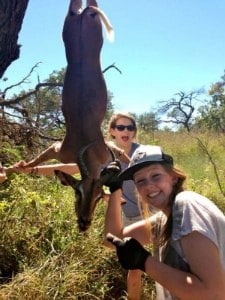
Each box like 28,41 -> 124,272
2,0 -> 225,114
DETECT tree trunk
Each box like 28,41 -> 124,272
0,0 -> 29,78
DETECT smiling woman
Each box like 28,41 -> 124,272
103,145 -> 225,300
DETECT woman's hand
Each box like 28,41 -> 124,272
100,160 -> 123,193
13,160 -> 28,168
11,160 -> 31,174
106,233 -> 151,271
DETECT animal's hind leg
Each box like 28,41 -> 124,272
87,0 -> 98,7
69,0 -> 82,14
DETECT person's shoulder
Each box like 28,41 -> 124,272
176,190 -> 204,201
133,142 -> 141,148
130,142 -> 141,155
174,191 -> 223,214
175,191 -> 208,206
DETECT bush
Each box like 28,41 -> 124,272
0,130 -> 224,299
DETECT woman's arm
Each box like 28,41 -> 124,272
104,190 -> 124,248
107,226 -> 225,299
8,163 -> 80,177
104,190 -> 151,248
30,163 -> 80,176
102,161 -> 151,248
144,231 -> 225,300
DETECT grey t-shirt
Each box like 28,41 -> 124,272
120,142 -> 141,218
153,191 -> 225,300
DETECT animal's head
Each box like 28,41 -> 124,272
55,141 -> 115,231
55,170 -> 104,231
63,0 -> 114,63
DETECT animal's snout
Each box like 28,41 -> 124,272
78,218 -> 91,232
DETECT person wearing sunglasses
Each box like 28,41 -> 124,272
107,113 -> 141,225
107,112 -> 147,300
102,145 -> 225,299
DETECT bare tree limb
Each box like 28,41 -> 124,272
1,62 -> 42,97
103,63 -> 122,74
0,82 -> 63,107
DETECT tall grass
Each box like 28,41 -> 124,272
0,175 -> 155,299
0,131 -> 224,299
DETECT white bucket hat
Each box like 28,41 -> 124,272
119,145 -> 173,181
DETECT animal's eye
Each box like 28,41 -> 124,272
75,185 -> 83,200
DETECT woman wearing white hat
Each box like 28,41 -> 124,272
102,145 -> 225,300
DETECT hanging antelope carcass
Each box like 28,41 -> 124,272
6,0 -> 129,231
57,0 -> 131,232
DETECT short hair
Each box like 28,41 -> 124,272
108,112 -> 137,139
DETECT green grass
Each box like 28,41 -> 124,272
0,175 -> 156,299
0,130 -> 224,299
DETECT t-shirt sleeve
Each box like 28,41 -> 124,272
172,191 -> 219,248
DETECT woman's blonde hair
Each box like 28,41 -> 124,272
108,112 -> 137,139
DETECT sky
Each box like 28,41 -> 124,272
1,0 -> 225,115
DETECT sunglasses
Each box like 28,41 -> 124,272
114,125 -> 136,132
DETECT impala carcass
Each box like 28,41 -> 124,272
8,0 -> 129,231
58,0 -> 130,232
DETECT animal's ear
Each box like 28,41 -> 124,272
54,170 -> 80,187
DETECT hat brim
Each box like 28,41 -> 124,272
119,160 -> 164,181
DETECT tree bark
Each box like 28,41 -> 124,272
0,0 -> 29,78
